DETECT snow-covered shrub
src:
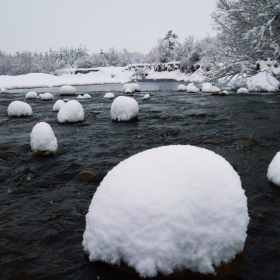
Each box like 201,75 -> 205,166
57,100 -> 84,123
60,85 -> 77,96
25,91 -> 38,99
77,94 -> 91,99
177,84 -> 186,91
40,92 -> 53,101
7,101 -> 33,117
123,83 -> 140,93
83,145 -> 249,278
104,92 -> 115,99
267,152 -> 280,187
237,88 -> 249,94
143,94 -> 151,100
110,96 -> 139,122
186,82 -> 199,92
53,100 -> 65,112
30,122 -> 58,155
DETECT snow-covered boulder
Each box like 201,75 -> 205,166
7,101 -> 33,117
110,96 -> 138,122
267,152 -> 280,186
40,92 -> 53,101
201,83 -> 220,93
83,145 -> 249,278
123,83 -> 140,93
104,92 -> 115,99
237,88 -> 249,94
77,94 -> 91,99
53,100 -> 65,112
247,71 -> 279,92
57,100 -> 84,123
177,84 -> 186,91
25,91 -> 38,99
143,94 -> 151,100
60,85 -> 77,96
186,82 -> 199,93
30,122 -> 58,155
1,87 -> 7,93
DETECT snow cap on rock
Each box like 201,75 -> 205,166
30,122 -> 58,154
53,100 -> 65,112
104,92 -> 115,99
186,83 -> 199,93
110,96 -> 139,121
7,101 -> 33,117
40,92 -> 53,100
25,91 -> 38,99
57,100 -> 84,123
267,151 -> 280,186
60,85 -> 77,96
177,84 -> 186,91
83,145 -> 249,278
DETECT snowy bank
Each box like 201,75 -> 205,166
83,145 -> 249,278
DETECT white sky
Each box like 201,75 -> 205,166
0,0 -> 217,55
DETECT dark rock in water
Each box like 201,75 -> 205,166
232,140 -> 256,147
74,122 -> 91,126
159,115 -> 168,119
211,92 -> 228,96
112,116 -> 138,122
34,150 -> 57,156
0,144 -> 12,151
203,140 -> 222,145
151,110 -> 162,113
71,170 -> 99,183
96,252 -> 244,280
195,113 -> 206,117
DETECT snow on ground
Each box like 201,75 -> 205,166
25,91 -> 38,99
104,92 -> 115,99
7,101 -> 33,117
57,100 -> 84,123
30,122 -> 58,154
267,152 -> 280,187
53,100 -> 65,112
83,145 -> 249,278
110,96 -> 139,121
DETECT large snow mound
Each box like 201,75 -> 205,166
53,100 -> 65,112
60,85 -> 77,96
25,91 -> 38,99
110,96 -> 139,121
7,101 -> 33,117
247,71 -> 279,92
83,145 -> 249,278
267,152 -> 280,186
30,122 -> 58,154
57,100 -> 84,123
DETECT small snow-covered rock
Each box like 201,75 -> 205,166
7,101 -> 33,117
1,87 -> 7,93
201,83 -> 220,93
142,94 -> 151,100
57,100 -> 84,123
267,152 -> 280,186
77,94 -> 91,99
83,145 -> 249,278
104,92 -> 115,99
177,84 -> 186,91
40,92 -> 53,101
186,83 -> 199,93
30,122 -> 58,155
237,88 -> 249,94
123,83 -> 140,93
110,96 -> 139,122
25,91 -> 38,99
53,100 -> 65,112
60,85 -> 77,96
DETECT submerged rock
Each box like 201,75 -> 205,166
71,170 -> 99,183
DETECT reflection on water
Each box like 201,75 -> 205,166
1,81 -> 280,279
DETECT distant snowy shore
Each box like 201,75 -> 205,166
0,61 -> 279,92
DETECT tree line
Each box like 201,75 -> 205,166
0,0 -> 279,84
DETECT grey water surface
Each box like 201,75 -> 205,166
1,81 -> 280,280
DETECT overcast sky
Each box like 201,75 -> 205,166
0,0 -> 217,55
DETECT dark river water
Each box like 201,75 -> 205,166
1,81 -> 280,280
